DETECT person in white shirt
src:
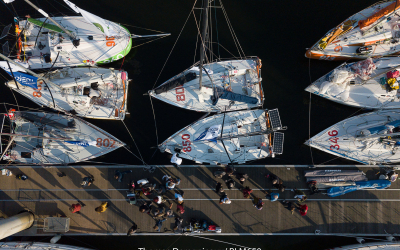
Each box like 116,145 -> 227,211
175,192 -> 184,204
171,153 -> 182,168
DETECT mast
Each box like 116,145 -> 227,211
23,0 -> 80,46
198,0 -> 209,90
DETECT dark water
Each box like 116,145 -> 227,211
0,0 -> 385,249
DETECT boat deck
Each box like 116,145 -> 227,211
1,165 -> 399,236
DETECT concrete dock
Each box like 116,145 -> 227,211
0,165 -> 399,236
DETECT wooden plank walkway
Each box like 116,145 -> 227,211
0,165 -> 399,236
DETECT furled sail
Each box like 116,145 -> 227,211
63,0 -> 118,37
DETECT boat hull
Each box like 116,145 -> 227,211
306,110 -> 400,164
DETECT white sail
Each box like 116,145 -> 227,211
63,0 -> 117,37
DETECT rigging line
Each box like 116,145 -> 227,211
117,23 -> 170,34
187,235 -> 250,248
308,58 -> 315,167
10,90 -> 20,112
318,156 -> 343,165
151,0 -> 199,90
219,0 -> 245,58
213,0 -> 220,58
62,236 -> 100,250
192,7 -> 211,65
121,119 -> 145,164
193,9 -> 200,64
123,145 -> 147,165
220,108 -> 233,164
10,3 -> 19,19
33,17 -> 48,48
42,51 -> 60,77
1,1 -> 18,17
149,95 -> 159,146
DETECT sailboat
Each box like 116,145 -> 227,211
304,57 -> 400,109
306,0 -> 400,60
149,0 -> 263,112
0,55 -> 129,120
306,109 -> 400,165
2,0 -> 169,69
159,109 -> 285,165
0,110 -> 125,164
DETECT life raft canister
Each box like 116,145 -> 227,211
356,45 -> 373,54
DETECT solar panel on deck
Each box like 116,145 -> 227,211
2,41 -> 9,56
0,24 -> 11,40
268,109 -> 282,130
272,132 -> 284,154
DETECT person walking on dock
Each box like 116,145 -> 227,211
177,203 -> 185,214
164,203 -> 174,218
114,170 -> 133,182
253,196 -> 264,210
219,193 -> 231,204
153,207 -> 165,219
174,216 -> 183,232
291,188 -> 307,203
16,174 -> 28,181
81,175 -> 94,187
225,177 -> 235,190
171,153 -> 182,168
95,202 -> 109,213
139,202 -> 153,214
127,222 -> 138,235
266,173 -> 285,192
267,192 -> 279,202
154,218 -> 166,232
216,182 -> 224,194
153,195 -> 166,204
282,200 -> 296,214
166,178 -> 180,190
295,203 -> 308,216
236,173 -> 249,185
225,165 -> 235,177
214,170 -> 226,179
69,203 -> 81,214
175,192 -> 184,204
240,186 -> 253,198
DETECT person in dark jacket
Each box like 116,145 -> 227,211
236,173 -> 249,184
153,218 -> 166,232
127,222 -> 138,235
81,175 -> 94,187
225,177 -> 235,190
225,165 -> 235,176
266,173 -> 286,192
114,170 -> 133,182
216,182 -> 224,194
214,170 -> 226,179
173,216 -> 183,232
139,202 -> 153,214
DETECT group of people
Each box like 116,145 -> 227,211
214,167 -> 309,216
67,166 -> 311,234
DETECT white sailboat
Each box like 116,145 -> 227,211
306,0 -> 400,61
0,57 -> 129,120
149,0 -> 263,112
306,109 -> 400,165
2,0 -> 169,69
159,109 -> 285,165
0,110 -> 125,165
305,57 -> 400,109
